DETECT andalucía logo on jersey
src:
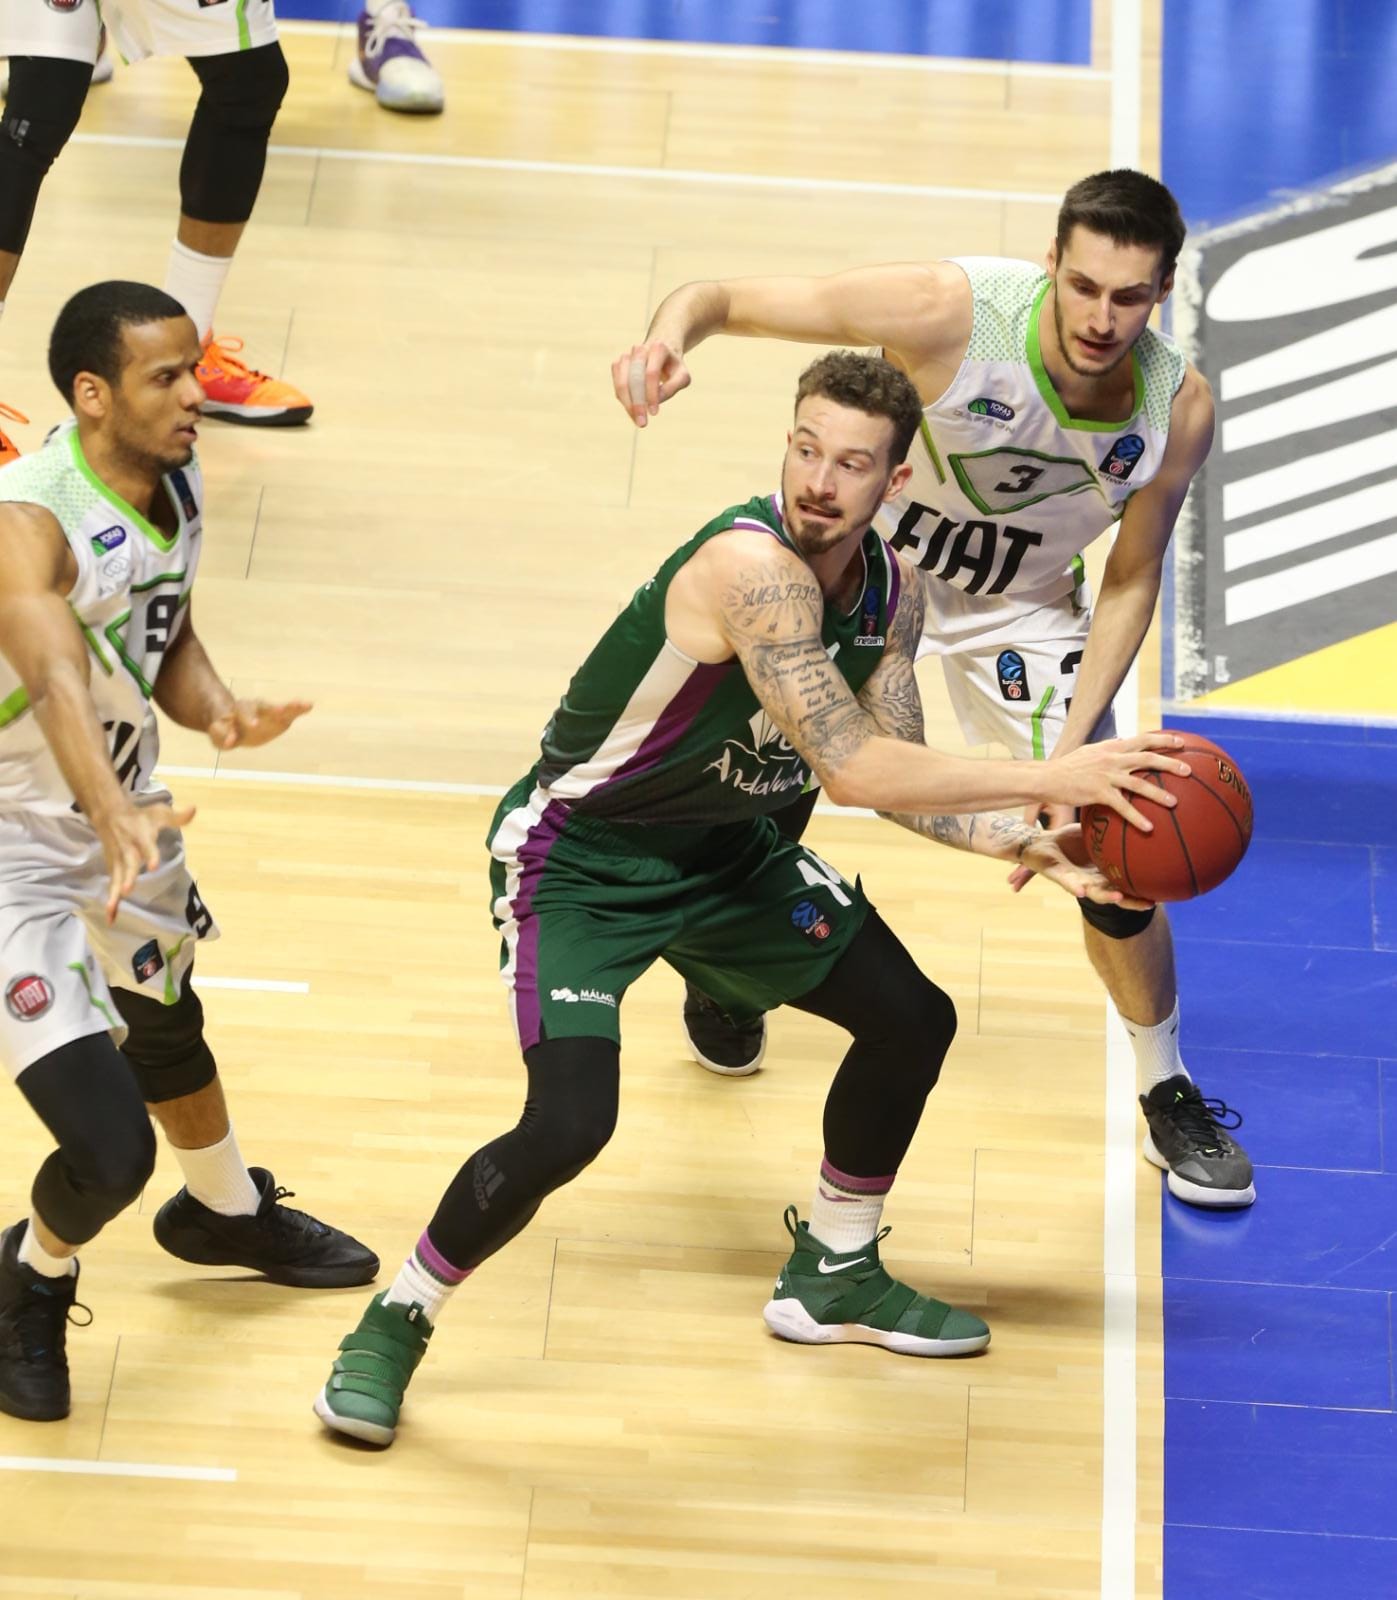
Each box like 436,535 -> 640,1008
996,649 -> 1029,701
705,709 -> 808,799
968,398 -> 1015,422
1099,434 -> 1145,481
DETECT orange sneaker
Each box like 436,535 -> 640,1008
0,403 -> 28,468
196,335 -> 313,427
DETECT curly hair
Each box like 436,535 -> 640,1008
793,350 -> 923,465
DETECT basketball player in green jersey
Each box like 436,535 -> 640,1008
314,351 -> 1188,1446
0,282 -> 376,1425
610,168 -> 1254,1212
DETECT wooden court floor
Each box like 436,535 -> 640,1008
0,11 -> 1170,1597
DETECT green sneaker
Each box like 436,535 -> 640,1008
762,1205 -> 990,1357
312,1292 -> 433,1446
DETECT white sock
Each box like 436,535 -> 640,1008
808,1159 -> 892,1255
382,1231 -> 471,1324
171,1126 -> 261,1216
1122,999 -> 1190,1094
17,1219 -> 77,1279
163,240 -> 232,346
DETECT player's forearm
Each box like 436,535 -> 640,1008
1055,574 -> 1159,754
30,662 -> 134,825
820,736 -> 1045,814
152,627 -> 236,732
647,282 -> 732,354
878,806 -> 1037,860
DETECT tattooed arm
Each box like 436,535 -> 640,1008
666,531 -> 1185,822
856,559 -> 1052,862
853,556 -> 1150,904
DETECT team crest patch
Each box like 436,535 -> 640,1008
996,649 -> 1029,701
854,587 -> 885,646
167,469 -> 199,521
968,397 -> 1014,422
5,973 -> 54,1022
132,940 -> 165,984
1100,434 -> 1145,481
791,899 -> 833,942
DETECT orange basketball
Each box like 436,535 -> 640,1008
1080,732 -> 1254,902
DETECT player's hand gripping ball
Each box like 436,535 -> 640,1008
1080,732 -> 1253,902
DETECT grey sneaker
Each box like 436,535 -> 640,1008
1140,1075 -> 1255,1208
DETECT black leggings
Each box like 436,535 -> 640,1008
426,909 -> 956,1271
16,1034 -> 156,1247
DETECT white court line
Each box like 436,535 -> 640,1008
68,133 -> 1060,206
277,18 -> 1107,79
0,1455 -> 235,1482
195,976 -> 310,993
157,763 -> 506,797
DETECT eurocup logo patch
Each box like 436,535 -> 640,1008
1100,433 -> 1145,481
996,649 -> 1029,701
790,898 -> 833,942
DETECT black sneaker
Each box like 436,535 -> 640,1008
153,1168 -> 379,1287
0,1222 -> 89,1422
682,980 -> 766,1076
1140,1075 -> 1256,1208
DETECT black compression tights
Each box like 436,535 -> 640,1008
425,910 -> 955,1272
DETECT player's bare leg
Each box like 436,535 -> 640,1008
1084,910 -> 1255,1208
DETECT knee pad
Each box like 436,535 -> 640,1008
0,57 -> 92,253
180,43 -> 289,222
32,1120 -> 156,1246
114,979 -> 217,1103
1080,898 -> 1157,940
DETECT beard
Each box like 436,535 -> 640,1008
1052,292 -> 1132,379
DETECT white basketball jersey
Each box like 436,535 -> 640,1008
0,424 -> 203,817
875,257 -> 1186,640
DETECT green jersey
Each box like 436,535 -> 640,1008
531,492 -> 902,826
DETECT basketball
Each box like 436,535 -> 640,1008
1080,732 -> 1253,902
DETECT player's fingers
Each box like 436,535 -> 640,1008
1131,749 -> 1192,777
1006,863 -> 1035,892
657,364 -> 691,404
1102,790 -> 1154,831
1122,773 -> 1177,807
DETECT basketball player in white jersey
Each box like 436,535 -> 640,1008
609,169 -> 1254,1210
0,281 -> 377,1425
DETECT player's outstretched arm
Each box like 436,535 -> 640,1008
155,602 -> 311,749
613,262 -> 962,426
855,559 -> 1142,905
687,535 -> 1186,819
0,504 -> 194,920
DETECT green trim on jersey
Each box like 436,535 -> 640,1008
948,444 -> 1099,516
0,685 -> 29,729
68,961 -> 117,1029
235,0 -> 252,50
1030,684 -> 1057,760
1025,281 -> 1144,434
67,430 -> 179,554
918,416 -> 947,485
76,613 -> 116,676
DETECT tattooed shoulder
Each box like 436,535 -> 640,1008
717,549 -> 824,642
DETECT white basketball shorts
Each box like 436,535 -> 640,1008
0,804 -> 219,1079
2,0 -> 278,66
